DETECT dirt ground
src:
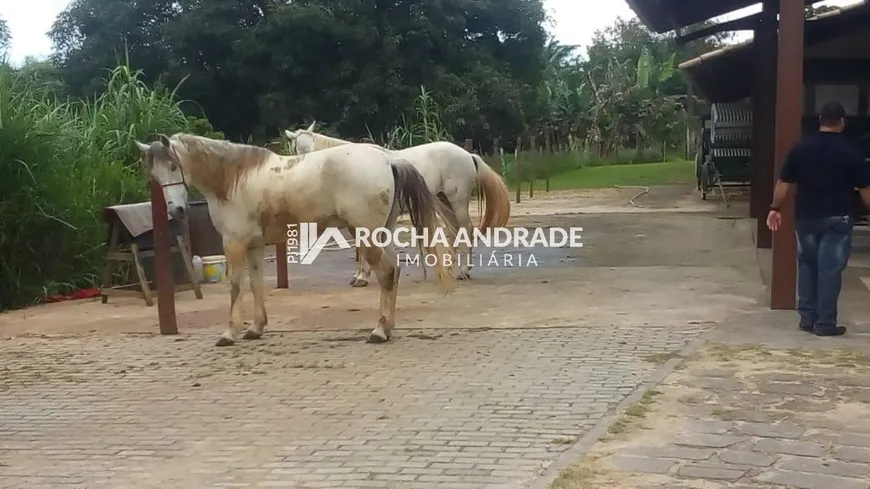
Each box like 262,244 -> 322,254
0,185 -> 757,341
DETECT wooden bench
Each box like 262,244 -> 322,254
100,202 -> 203,306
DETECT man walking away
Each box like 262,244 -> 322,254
767,101 -> 870,336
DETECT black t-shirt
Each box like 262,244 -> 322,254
779,131 -> 870,220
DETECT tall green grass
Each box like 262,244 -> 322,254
370,86 -> 452,150
0,63 -> 219,310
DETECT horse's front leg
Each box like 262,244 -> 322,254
350,250 -> 372,287
242,244 -> 267,340
216,240 -> 248,347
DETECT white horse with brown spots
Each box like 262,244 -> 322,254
284,122 -> 511,286
135,134 -> 456,346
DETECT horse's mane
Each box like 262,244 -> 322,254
312,133 -> 351,151
311,133 -> 390,154
173,133 -> 275,201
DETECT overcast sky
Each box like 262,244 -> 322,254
1,0 -> 861,64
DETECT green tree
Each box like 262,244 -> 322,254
49,0 -> 177,97
48,0 -> 548,144
0,17 -> 10,58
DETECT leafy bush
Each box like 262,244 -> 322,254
0,63 -> 215,310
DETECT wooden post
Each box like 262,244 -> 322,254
267,138 -> 290,289
528,136 -> 535,198
276,218 -> 289,289
276,239 -> 289,288
753,0 -> 778,249
771,0 -> 803,310
499,148 -> 506,176
544,134 -> 551,193
514,137 -> 522,204
149,179 -> 177,335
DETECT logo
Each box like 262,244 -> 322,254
286,223 -> 583,266
286,223 -> 353,264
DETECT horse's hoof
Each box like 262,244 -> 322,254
215,337 -> 235,347
242,330 -> 262,340
351,279 -> 369,288
366,332 -> 389,344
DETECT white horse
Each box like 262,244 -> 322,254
135,133 -> 456,346
284,122 -> 511,287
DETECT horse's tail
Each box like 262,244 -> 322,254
390,159 -> 456,294
470,154 -> 511,230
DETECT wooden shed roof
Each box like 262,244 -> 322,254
678,2 -> 870,103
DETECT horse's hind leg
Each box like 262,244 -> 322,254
439,193 -> 472,281
350,251 -> 372,288
242,244 -> 267,340
352,201 -> 401,287
359,244 -> 400,343
216,240 -> 248,347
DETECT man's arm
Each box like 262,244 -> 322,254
770,147 -> 799,210
770,180 -> 794,211
850,149 -> 870,208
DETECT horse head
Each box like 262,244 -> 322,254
284,121 -> 317,154
135,135 -> 189,220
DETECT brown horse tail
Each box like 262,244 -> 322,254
470,154 -> 511,230
390,159 -> 457,294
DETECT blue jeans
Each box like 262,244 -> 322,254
795,215 -> 854,328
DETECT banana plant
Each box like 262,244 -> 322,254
636,46 -> 677,90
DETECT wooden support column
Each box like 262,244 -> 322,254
750,24 -> 764,221
771,0 -> 804,310
149,179 -> 178,335
753,0 -> 778,249
276,240 -> 289,288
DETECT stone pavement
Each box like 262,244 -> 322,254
537,313 -> 870,489
0,325 -> 706,489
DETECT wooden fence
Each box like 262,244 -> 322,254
466,136 -> 552,204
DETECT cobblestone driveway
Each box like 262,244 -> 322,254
1,326 -> 705,488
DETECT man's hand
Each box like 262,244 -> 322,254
767,210 -> 782,231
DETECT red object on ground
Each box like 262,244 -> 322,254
45,288 -> 102,303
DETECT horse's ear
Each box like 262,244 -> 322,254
158,134 -> 171,147
135,141 -> 150,153
306,121 -> 316,132
284,129 -> 298,140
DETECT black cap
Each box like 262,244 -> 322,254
819,101 -> 846,123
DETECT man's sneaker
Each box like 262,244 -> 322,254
799,323 -> 814,332
814,325 -> 847,336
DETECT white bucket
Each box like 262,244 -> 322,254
201,255 -> 227,283
192,255 -> 204,283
